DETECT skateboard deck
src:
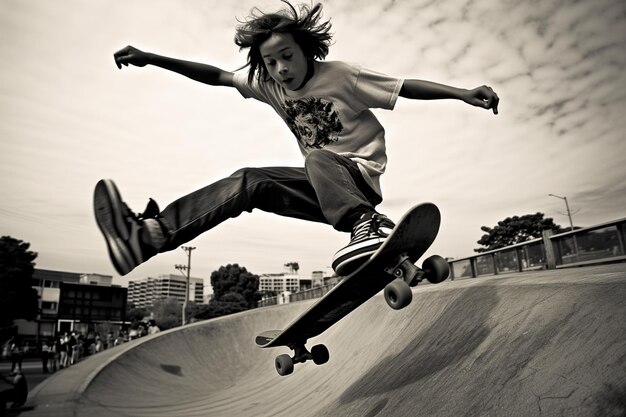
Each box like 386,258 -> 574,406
255,203 -> 449,375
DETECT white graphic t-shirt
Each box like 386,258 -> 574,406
233,60 -> 403,197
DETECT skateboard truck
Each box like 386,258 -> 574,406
290,342 -> 312,364
275,340 -> 330,376
384,253 -> 424,286
383,253 -> 450,310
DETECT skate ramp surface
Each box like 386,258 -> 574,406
28,264 -> 626,416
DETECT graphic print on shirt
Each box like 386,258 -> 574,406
282,98 -> 344,149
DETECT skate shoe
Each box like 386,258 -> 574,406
331,212 -> 395,276
93,179 -> 164,275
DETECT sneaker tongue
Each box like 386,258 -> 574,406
140,198 -> 160,218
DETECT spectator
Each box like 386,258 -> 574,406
40,340 -> 50,374
94,336 -> 103,354
148,320 -> 161,335
71,334 -> 82,365
9,339 -> 22,376
114,331 -> 125,347
85,331 -> 95,356
58,334 -> 68,368
138,322 -> 148,337
0,370 -> 28,413
67,333 -> 77,365
51,337 -> 61,373
106,331 -> 114,350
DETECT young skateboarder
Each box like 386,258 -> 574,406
95,1 -> 499,276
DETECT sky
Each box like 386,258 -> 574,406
1,0 -> 625,292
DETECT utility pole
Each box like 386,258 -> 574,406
548,194 -> 578,259
175,246 -> 196,326
548,194 -> 574,231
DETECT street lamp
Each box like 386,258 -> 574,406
548,194 -> 574,231
549,193 -> 579,261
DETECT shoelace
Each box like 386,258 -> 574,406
373,214 -> 395,237
351,214 -> 394,241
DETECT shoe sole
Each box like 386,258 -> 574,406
332,238 -> 384,276
93,179 -> 140,275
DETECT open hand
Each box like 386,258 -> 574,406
113,45 -> 149,69
465,85 -> 499,115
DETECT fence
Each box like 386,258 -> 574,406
448,216 -> 626,279
257,216 -> 626,306
258,283 -> 339,307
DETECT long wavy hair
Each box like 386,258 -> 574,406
234,1 -> 333,84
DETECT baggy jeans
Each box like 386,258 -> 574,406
158,149 -> 382,252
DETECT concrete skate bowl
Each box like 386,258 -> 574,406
28,264 -> 626,417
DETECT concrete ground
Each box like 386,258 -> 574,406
19,263 -> 626,417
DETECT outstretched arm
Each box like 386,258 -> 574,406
400,79 -> 499,114
113,45 -> 234,87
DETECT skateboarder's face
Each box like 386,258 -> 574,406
260,33 -> 309,91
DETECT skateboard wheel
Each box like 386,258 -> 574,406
275,354 -> 294,376
384,280 -> 413,310
311,344 -> 330,365
422,255 -> 450,284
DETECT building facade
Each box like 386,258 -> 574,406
259,273 -> 312,294
31,269 -> 81,338
17,269 -> 127,340
128,274 -> 205,308
57,282 -> 127,335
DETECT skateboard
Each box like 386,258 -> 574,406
255,202 -> 450,376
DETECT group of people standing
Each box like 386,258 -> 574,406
39,330 -> 123,373
3,330 -> 124,376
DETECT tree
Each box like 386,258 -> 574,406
193,295 -> 249,321
185,301 -> 206,324
284,262 -> 300,274
0,236 -> 39,329
211,264 -> 262,309
193,264 -> 262,321
151,297 -> 183,330
475,213 -> 565,253
126,301 -> 149,327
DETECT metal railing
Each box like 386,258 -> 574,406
258,283 -> 338,307
256,216 -> 626,306
448,216 -> 626,279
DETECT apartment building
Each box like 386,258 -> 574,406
258,273 -> 313,294
128,274 -> 205,308
19,269 -> 127,338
